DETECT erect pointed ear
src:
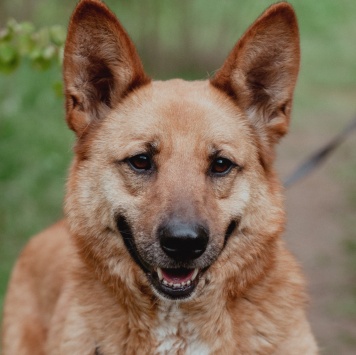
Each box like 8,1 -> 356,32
63,0 -> 150,135
211,3 -> 300,157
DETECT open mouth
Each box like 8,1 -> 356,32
117,215 -> 203,300
151,267 -> 201,299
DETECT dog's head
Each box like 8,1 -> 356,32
64,0 -> 299,301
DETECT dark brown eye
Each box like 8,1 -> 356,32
210,157 -> 234,175
128,154 -> 152,172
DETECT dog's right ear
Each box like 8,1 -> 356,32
63,0 -> 150,135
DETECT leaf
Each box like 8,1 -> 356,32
50,26 -> 66,46
52,81 -> 63,98
0,28 -> 11,42
42,45 -> 56,60
19,22 -> 35,34
0,43 -> 19,73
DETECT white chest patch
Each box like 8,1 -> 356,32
153,303 -> 210,355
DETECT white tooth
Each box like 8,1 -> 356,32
169,282 -> 174,287
181,282 -> 186,287
163,280 -> 169,286
173,283 -> 180,288
191,268 -> 199,281
187,280 -> 191,286
157,268 -> 163,281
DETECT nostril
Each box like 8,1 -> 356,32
159,221 -> 209,261
162,233 -> 206,255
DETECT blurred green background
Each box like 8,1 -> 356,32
1,1 -> 356,353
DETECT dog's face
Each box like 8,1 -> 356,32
64,0 -> 299,301
72,80 -> 260,300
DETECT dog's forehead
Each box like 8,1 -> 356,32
109,79 -> 251,146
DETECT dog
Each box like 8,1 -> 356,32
2,0 -> 318,353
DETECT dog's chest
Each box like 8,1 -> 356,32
153,304 -> 210,355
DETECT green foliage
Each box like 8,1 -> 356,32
0,62 -> 73,315
0,19 -> 65,73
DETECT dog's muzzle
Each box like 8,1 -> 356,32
152,219 -> 209,299
116,215 -> 210,300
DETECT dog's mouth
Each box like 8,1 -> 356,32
150,267 -> 201,299
117,215 -> 203,300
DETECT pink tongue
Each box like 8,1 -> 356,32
161,268 -> 194,283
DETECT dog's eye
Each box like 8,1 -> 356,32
128,154 -> 152,172
210,157 -> 234,175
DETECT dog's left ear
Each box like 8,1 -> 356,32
63,0 -> 150,135
211,3 -> 300,154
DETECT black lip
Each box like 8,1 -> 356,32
116,215 -> 151,273
224,218 -> 240,246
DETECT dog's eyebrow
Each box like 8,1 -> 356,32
208,142 -> 240,157
209,144 -> 235,159
144,141 -> 160,155
208,147 -> 222,160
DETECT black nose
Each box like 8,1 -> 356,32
159,220 -> 209,261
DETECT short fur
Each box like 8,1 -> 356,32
2,1 -> 318,354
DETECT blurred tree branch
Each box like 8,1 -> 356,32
0,19 -> 65,74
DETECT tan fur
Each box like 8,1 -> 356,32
2,1 -> 318,354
